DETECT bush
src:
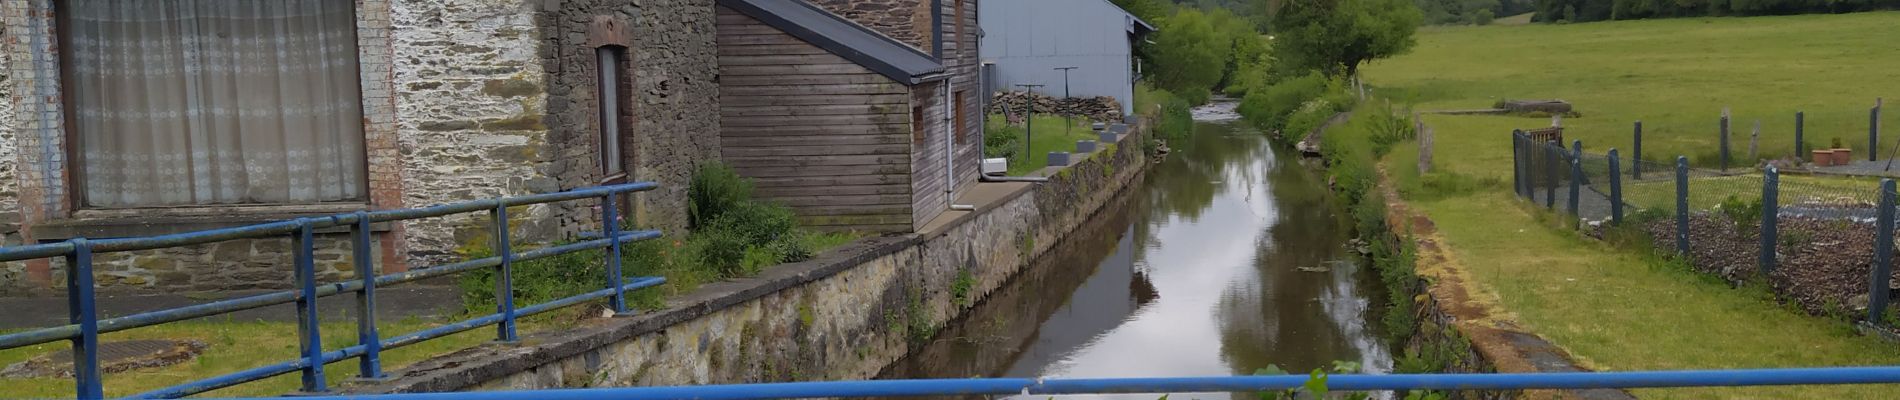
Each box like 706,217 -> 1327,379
983,116 -> 1022,159
688,163 -> 754,229
1237,72 -> 1346,135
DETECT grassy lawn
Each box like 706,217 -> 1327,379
0,231 -> 861,398
1362,12 -> 1900,398
0,318 -> 491,398
1415,191 -> 1900,399
1366,11 -> 1900,174
985,114 -> 1101,176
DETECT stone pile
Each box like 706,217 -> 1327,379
988,91 -> 1124,122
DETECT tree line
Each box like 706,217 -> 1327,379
1113,0 -> 1419,138
1533,0 -> 1897,22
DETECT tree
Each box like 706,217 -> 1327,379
1112,0 -> 1173,24
1146,8 -> 1229,104
1272,0 -> 1422,77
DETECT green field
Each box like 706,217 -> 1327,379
1364,12 -> 1900,398
1369,11 -> 1900,177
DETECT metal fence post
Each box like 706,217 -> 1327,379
1633,121 -> 1643,179
1676,157 -> 1691,255
66,238 -> 103,400
604,192 -> 629,314
1760,166 -> 1778,275
1871,179 -> 1896,324
351,212 -> 383,379
1547,143 -> 1559,209
1513,131 -> 1524,198
1795,111 -> 1805,156
492,204 -> 518,342
1721,114 -> 1731,171
292,219 -> 327,393
1874,105 -> 1883,162
1609,148 -> 1624,225
1569,149 -> 1582,219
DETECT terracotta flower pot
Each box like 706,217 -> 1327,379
1833,148 -> 1854,166
1813,150 -> 1835,166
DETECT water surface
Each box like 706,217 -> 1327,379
882,102 -> 1390,398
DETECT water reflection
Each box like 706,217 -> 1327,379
881,104 -> 1390,399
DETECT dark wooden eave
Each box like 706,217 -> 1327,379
717,0 -> 947,85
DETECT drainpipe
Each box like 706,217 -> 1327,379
944,83 -> 955,197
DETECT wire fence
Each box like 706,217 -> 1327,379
1510,130 -> 1900,330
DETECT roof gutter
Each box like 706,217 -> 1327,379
911,71 -> 951,85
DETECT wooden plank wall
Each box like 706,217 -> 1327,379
716,6 -> 916,233
910,0 -> 985,229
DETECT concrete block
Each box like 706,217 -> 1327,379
1075,140 -> 1097,153
982,158 -> 1008,175
1047,152 -> 1071,167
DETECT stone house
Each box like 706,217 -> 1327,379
0,0 -> 720,293
717,0 -> 983,233
0,0 -> 979,293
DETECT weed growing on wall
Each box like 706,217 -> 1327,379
459,162 -> 854,314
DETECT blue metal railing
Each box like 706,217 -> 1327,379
242,366 -> 1900,399
0,182 -> 666,399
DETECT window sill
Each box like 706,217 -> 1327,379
35,203 -> 390,240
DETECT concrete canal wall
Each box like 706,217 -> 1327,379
345,123 -> 1152,393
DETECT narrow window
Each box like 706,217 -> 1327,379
913,105 -> 927,144
596,46 -> 625,178
65,0 -> 367,207
954,91 -> 969,145
954,0 -> 966,59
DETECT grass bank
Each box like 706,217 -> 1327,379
1358,12 -> 1900,398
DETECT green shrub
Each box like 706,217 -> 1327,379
688,163 -> 753,229
983,116 -> 1022,159
1157,97 -> 1195,142
1238,72 -> 1331,133
1717,195 -> 1763,232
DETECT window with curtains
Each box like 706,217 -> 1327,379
63,0 -> 368,208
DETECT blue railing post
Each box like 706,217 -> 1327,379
292,219 -> 327,393
66,238 -> 103,400
1720,113 -> 1731,172
1676,157 -> 1691,256
1871,179 -> 1896,325
492,204 -> 518,342
1633,121 -> 1643,179
603,193 -> 629,315
1609,148 -> 1624,225
1760,166 -> 1778,275
1546,142 -> 1559,209
1795,112 -> 1805,157
352,212 -> 384,379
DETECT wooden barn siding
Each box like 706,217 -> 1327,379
947,0 -> 982,198
716,6 -> 915,232
909,0 -> 986,230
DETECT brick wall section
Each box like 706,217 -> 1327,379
536,0 -> 720,233
809,0 -> 934,55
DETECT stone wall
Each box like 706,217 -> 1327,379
810,0 -> 935,54
535,0 -> 720,233
344,121 -> 1155,394
390,0 -> 559,264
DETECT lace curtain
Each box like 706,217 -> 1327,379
67,0 -> 366,207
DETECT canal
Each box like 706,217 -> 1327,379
880,101 -> 1393,398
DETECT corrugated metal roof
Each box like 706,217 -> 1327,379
718,0 -> 946,85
